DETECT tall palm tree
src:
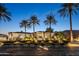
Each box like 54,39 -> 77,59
0,4 -> 11,22
30,15 -> 39,41
20,20 -> 30,37
58,3 -> 79,42
44,15 -> 57,40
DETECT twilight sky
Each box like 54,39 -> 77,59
0,3 -> 79,34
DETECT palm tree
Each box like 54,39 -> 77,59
46,27 -> 53,32
20,20 -> 30,37
44,15 -> 57,41
30,15 -> 40,41
0,4 -> 11,22
58,3 -> 79,42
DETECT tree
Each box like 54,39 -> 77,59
44,15 -> 57,40
46,27 -> 53,32
29,15 -> 40,41
20,20 -> 30,37
58,3 -> 79,42
0,4 -> 11,22
54,32 -> 68,45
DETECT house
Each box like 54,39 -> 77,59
0,34 -> 8,42
36,31 -> 54,40
8,32 -> 32,41
8,31 -> 55,41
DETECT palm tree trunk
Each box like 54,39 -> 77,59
70,11 -> 73,42
33,24 -> 35,41
25,26 -> 26,37
50,21 -> 51,40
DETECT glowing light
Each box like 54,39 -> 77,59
0,42 -> 4,47
39,46 -> 49,50
67,43 -> 79,47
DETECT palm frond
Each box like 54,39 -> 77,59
30,15 -> 40,25
44,15 -> 57,25
58,3 -> 79,18
20,20 -> 31,29
0,4 -> 11,22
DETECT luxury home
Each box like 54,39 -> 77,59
0,34 -> 8,42
0,30 -> 79,42
8,31 -> 54,41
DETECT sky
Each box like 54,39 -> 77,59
0,3 -> 79,34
